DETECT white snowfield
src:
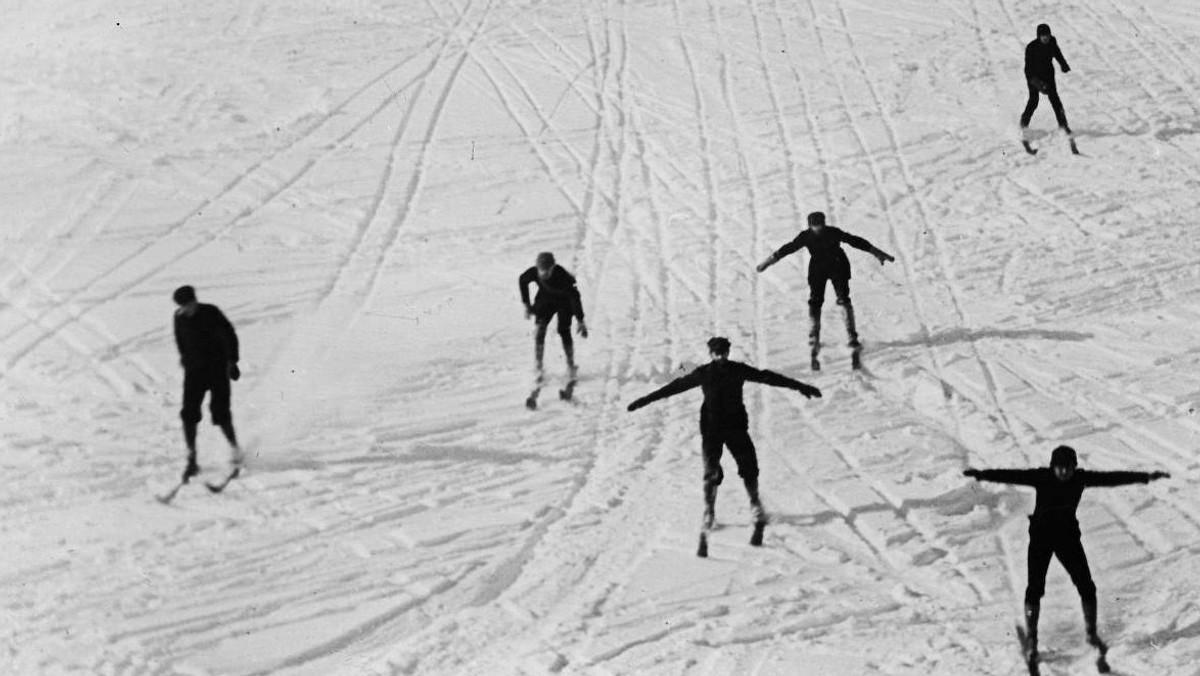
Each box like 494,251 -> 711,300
4,0 -> 1200,673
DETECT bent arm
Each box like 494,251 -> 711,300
971,469 -> 1040,486
628,371 -> 701,410
1083,470 -> 1154,487
1054,43 -> 1070,72
215,309 -> 239,363
518,268 -> 536,307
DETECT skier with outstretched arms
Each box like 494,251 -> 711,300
519,252 -> 588,409
1021,23 -> 1077,155
757,211 -> 894,371
964,446 -> 1169,673
164,285 -> 244,501
626,337 -> 822,556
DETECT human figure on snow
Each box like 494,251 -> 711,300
964,446 -> 1169,664
1022,23 -> 1073,136
756,211 -> 894,371
519,252 -> 588,381
173,285 -> 243,482
626,337 -> 822,538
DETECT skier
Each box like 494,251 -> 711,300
173,285 -> 243,482
626,337 -> 822,554
1021,23 -> 1075,154
963,446 -> 1169,668
756,211 -> 894,370
519,252 -> 588,408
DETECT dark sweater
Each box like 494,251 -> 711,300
630,360 -> 808,430
768,227 -> 877,280
1025,37 -> 1070,82
519,266 -> 584,318
174,304 -> 239,370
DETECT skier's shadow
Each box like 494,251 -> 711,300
874,327 -> 1092,350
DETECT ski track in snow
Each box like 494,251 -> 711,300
3,0 -> 1200,674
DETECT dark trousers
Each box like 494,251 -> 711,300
1020,78 -> 1070,131
701,426 -> 759,489
808,273 -> 851,311
1025,525 -> 1096,606
181,366 -> 232,426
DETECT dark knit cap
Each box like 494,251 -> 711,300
807,211 -> 826,226
1037,23 -> 1052,37
173,285 -> 197,305
1050,445 -> 1077,467
707,336 -> 732,355
536,252 -> 555,268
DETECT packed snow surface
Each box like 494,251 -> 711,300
3,0 -> 1200,674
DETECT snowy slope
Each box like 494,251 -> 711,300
3,0 -> 1200,674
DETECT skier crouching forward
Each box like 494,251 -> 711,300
173,285 -> 243,482
757,211 -> 894,371
626,337 -> 821,554
519,252 -> 588,383
964,446 -> 1169,667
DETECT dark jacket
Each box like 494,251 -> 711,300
767,227 -> 877,281
519,266 -> 584,318
629,360 -> 809,431
174,304 -> 239,370
1025,37 -> 1070,82
972,468 -> 1155,533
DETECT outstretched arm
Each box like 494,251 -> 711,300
627,371 -> 701,411
741,365 -> 822,399
963,468 -> 1040,486
1083,470 -> 1169,487
840,231 -> 894,264
757,234 -> 807,272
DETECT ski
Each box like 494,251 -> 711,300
1015,625 -> 1041,676
155,481 -> 186,505
1068,136 -> 1080,155
851,347 -> 863,371
696,531 -> 709,558
205,467 -> 241,494
558,377 -> 577,402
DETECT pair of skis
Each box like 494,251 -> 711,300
1022,130 -> 1080,156
811,345 -> 861,372
525,370 -> 577,410
155,466 -> 241,505
1015,625 -> 1110,675
696,516 -> 767,558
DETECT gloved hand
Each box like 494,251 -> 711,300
228,362 -> 241,381
524,304 -> 534,320
795,383 -> 822,399
963,468 -> 981,479
1150,470 -> 1171,480
627,398 -> 647,412
756,258 -> 773,273
875,250 -> 895,265
1061,65 -> 1071,74
577,319 -> 589,338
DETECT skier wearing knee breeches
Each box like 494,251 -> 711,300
756,211 -> 894,370
173,285 -> 243,483
519,252 -> 588,381
964,446 -> 1169,662
626,337 -> 821,533
1022,23 -> 1073,135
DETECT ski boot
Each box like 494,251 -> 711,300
1024,602 -> 1040,663
1084,599 -> 1110,672
808,304 -> 822,371
745,477 -> 768,546
181,455 -> 200,484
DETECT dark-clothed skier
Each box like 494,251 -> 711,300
756,211 -> 894,370
1021,23 -> 1073,135
519,252 -> 588,382
964,446 -> 1169,665
173,285 -> 242,482
626,337 -> 821,552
